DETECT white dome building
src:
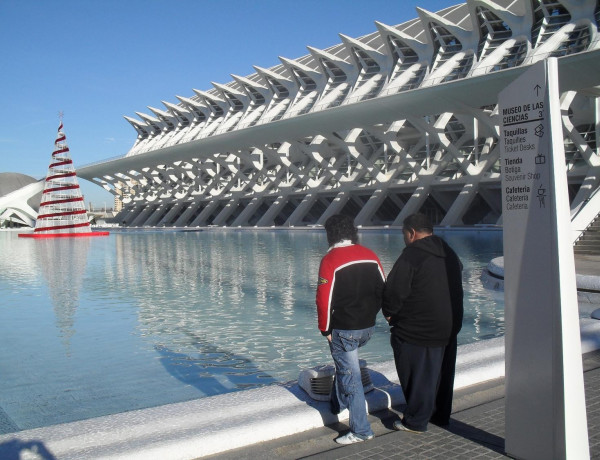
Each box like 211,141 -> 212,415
0,173 -> 43,228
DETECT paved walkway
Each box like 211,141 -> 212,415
207,349 -> 600,459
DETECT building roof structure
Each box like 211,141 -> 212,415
0,172 -> 38,197
77,0 -> 600,233
0,173 -> 43,228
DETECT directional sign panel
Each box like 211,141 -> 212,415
499,59 -> 589,460
501,82 -> 548,214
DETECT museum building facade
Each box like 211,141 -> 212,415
78,0 -> 600,229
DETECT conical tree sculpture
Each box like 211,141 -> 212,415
19,121 -> 108,238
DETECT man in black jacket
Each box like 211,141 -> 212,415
383,213 -> 463,433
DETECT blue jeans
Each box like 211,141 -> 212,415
329,327 -> 374,437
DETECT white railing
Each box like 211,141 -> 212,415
572,186 -> 600,244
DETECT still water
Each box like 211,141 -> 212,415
0,228 -> 503,433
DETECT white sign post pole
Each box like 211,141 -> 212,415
499,58 -> 589,459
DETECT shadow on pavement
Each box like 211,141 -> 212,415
0,438 -> 57,460
444,418 -> 505,454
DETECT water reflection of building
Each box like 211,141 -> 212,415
36,238 -> 91,352
0,234 -> 42,282
110,232 -> 328,378
111,232 -> 309,322
78,0 -> 600,232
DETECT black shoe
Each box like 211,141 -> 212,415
429,416 -> 450,427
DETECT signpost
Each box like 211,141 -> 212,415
499,58 -> 589,459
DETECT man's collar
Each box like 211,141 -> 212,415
329,239 -> 353,251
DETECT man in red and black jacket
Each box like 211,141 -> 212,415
316,214 -> 385,445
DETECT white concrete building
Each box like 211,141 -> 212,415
0,173 -> 43,228
78,0 -> 600,234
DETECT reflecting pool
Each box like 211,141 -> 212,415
0,228 -> 503,433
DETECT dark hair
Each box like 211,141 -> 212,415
324,214 -> 358,246
403,213 -> 433,234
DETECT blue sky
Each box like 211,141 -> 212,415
0,0 -> 457,207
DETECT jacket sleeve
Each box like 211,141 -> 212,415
316,255 -> 334,335
382,255 -> 414,320
443,242 -> 464,336
376,258 -> 386,307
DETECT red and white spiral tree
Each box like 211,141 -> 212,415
19,120 -> 108,238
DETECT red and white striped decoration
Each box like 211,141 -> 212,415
33,121 -> 91,234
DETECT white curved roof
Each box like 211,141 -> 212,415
117,0 -> 600,157
0,172 -> 38,198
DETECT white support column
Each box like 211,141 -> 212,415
354,188 -> 388,226
112,207 -> 130,226
285,193 -> 318,227
500,58 -> 589,460
232,196 -> 263,227
212,198 -> 239,226
121,204 -> 147,226
391,184 -> 430,226
256,195 -> 289,227
130,204 -> 158,227
174,202 -> 202,227
144,204 -> 169,226
477,186 -> 502,219
316,191 -> 350,225
159,202 -> 185,226
190,200 -> 221,227
439,181 -> 478,226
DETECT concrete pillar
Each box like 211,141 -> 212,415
121,204 -> 146,226
212,198 -> 239,226
144,204 -> 171,226
159,202 -> 185,226
285,193 -> 318,226
256,195 -> 289,227
190,200 -> 221,226
392,185 -> 430,226
232,197 -> 263,227
354,188 -> 388,226
440,182 -> 478,226
316,191 -> 349,225
174,202 -> 202,227
130,204 -> 158,227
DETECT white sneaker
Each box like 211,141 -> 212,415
334,432 -> 374,444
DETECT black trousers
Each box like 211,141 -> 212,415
431,335 -> 458,426
391,335 -> 444,431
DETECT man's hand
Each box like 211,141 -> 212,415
326,334 -> 332,342
385,316 -> 391,324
